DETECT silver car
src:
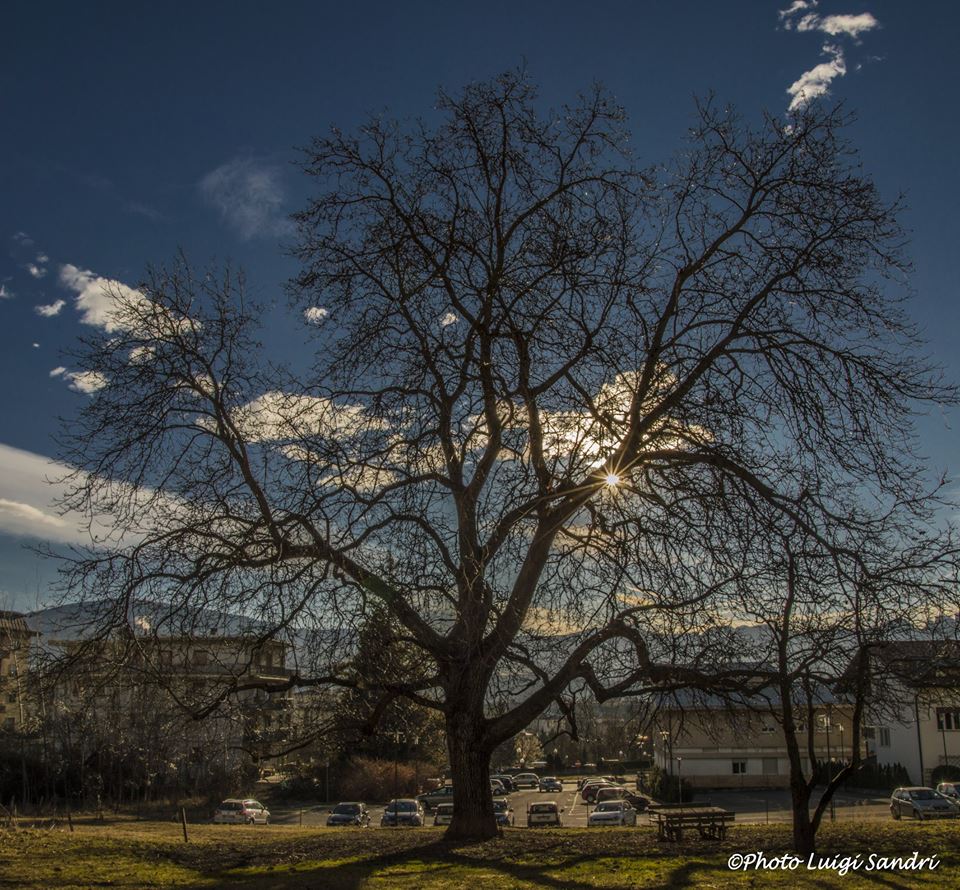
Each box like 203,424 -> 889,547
890,787 -> 958,820
588,800 -> 637,827
212,798 -> 270,824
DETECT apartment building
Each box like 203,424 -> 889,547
0,611 -> 35,734
652,693 -> 861,790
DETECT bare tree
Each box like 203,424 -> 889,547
669,505 -> 957,855
55,72 -> 953,838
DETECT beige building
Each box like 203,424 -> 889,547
862,641 -> 960,786
652,696 -> 862,790
0,611 -> 35,734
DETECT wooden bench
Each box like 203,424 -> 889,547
648,805 -> 735,841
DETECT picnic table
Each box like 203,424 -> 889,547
648,805 -> 735,841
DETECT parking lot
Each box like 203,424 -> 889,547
265,779 -> 898,829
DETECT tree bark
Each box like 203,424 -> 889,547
445,706 -> 497,840
789,776 -> 815,856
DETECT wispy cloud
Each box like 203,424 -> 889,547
795,12 -> 878,39
787,43 -> 847,112
35,299 -> 65,318
199,157 -> 293,240
0,284 -> 13,300
26,262 -> 47,279
779,4 -> 880,112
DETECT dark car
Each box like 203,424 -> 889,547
493,797 -> 514,826
491,775 -> 516,793
594,786 -> 649,811
890,787 -> 958,820
326,801 -> 371,827
416,785 -> 454,812
381,798 -> 425,827
538,776 -> 563,793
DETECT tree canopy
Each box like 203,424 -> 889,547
56,72 -> 955,839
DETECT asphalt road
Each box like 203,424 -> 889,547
265,782 -> 897,829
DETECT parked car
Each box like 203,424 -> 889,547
490,778 -> 507,795
513,772 -> 541,789
416,785 -> 455,812
936,782 -> 960,808
491,774 -> 516,793
594,786 -> 649,810
538,776 -> 563,793
493,797 -> 514,827
213,798 -> 270,824
588,800 -> 637,827
326,802 -> 371,827
526,801 -> 563,827
890,787 -> 959,820
381,798 -> 425,826
433,802 -> 455,826
582,781 -> 621,803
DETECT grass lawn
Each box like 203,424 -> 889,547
1,819 -> 958,889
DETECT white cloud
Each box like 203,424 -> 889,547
0,443 -> 168,546
0,444 -> 89,544
796,12 -> 878,39
0,285 -> 13,300
787,43 -> 847,112
779,0 -> 815,25
65,370 -> 109,394
304,306 -> 329,324
35,299 -> 66,318
35,252 -> 49,264
58,263 -> 152,333
440,312 -> 458,327
26,263 -> 47,279
48,365 -> 108,394
199,157 -> 293,240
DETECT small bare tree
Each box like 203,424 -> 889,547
56,72 -> 953,838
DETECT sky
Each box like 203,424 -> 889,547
1,0 -> 958,611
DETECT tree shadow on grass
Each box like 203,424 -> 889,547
175,837 -> 737,890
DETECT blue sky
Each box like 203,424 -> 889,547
1,1 -> 957,610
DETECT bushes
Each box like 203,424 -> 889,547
930,764 -> 960,785
645,765 -> 694,803
336,757 -> 435,802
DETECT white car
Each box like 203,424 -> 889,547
526,801 -> 562,827
588,800 -> 637,826
213,798 -> 270,824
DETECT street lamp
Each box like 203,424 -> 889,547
838,724 -> 845,763
676,755 -> 683,805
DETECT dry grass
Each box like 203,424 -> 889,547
0,818 -> 958,888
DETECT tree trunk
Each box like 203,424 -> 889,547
445,707 -> 497,840
789,776 -> 816,856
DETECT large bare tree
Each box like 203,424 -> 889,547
57,72 -> 952,838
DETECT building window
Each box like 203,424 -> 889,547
732,760 -> 747,775
761,724 -> 776,734
3,718 -> 13,731
192,650 -> 208,667
879,728 -> 891,747
936,709 -> 960,731
7,693 -> 15,704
